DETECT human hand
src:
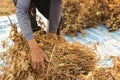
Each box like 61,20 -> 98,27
28,38 -> 50,73
47,32 -> 58,43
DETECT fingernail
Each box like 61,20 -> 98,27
33,66 -> 36,69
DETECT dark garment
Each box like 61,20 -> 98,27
12,0 -> 17,6
14,0 -> 62,40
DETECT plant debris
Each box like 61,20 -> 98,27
1,23 -> 120,79
1,0 -> 120,80
0,0 -> 15,16
77,57 -> 120,80
0,19 -> 96,80
61,0 -> 120,36
104,0 -> 120,31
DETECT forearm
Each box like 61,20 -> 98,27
16,13 -> 33,40
16,0 -> 33,40
49,0 -> 62,33
28,38 -> 38,49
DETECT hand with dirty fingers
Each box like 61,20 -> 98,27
47,32 -> 58,44
28,38 -> 50,73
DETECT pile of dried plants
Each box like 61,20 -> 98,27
77,57 -> 120,80
62,0 -> 120,36
1,0 -> 120,79
0,20 -> 96,80
1,23 -> 120,79
0,0 -> 15,16
104,0 -> 120,31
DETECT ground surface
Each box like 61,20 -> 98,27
0,0 -> 15,16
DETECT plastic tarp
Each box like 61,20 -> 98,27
1,14 -> 120,68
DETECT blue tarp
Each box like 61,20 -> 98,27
1,14 -> 120,68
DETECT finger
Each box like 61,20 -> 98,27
30,54 -> 35,69
30,57 -> 34,68
53,35 -> 58,44
41,62 -> 46,74
44,54 -> 50,63
43,53 -> 50,63
47,34 -> 51,39
36,62 -> 40,72
31,60 -> 36,70
30,55 -> 32,63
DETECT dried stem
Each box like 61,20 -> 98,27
46,44 -> 57,80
